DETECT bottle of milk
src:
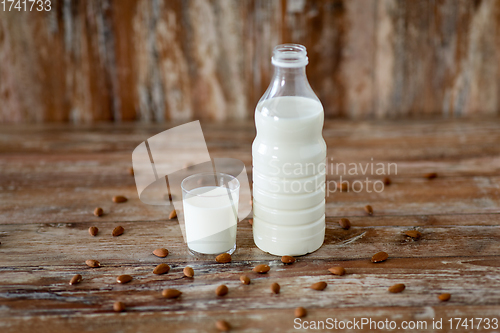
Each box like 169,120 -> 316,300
252,44 -> 326,256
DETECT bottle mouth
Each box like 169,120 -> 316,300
272,44 -> 309,68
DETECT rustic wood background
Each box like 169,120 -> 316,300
1,119 -> 500,332
1,0 -> 500,123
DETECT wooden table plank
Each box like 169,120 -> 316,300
1,176 -> 498,223
1,219 -> 500,266
1,306 -> 499,333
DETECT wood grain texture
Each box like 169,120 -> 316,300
1,118 -> 500,332
1,0 -> 500,123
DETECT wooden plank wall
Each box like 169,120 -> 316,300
0,0 -> 499,123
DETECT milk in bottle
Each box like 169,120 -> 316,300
252,44 -> 326,256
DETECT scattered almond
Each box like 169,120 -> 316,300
339,218 -> 351,230
337,182 -> 348,192
153,263 -> 170,275
113,301 -> 126,312
116,275 -> 133,284
424,172 -> 438,179
281,256 -> 295,264
112,226 -> 124,237
383,177 -> 391,185
93,207 -> 103,217
240,275 -> 251,285
128,167 -> 134,176
328,266 -> 346,276
88,226 -> 98,236
162,289 -> 182,299
112,195 -> 127,203
215,253 -> 232,263
85,259 -> 100,268
388,283 -> 405,293
270,282 -> 280,294
295,307 -> 307,318
371,251 -> 388,263
183,266 -> 194,278
310,281 -> 327,291
405,230 -> 422,239
169,209 -> 177,219
215,320 -> 231,332
253,264 -> 270,274
364,205 -> 373,215
69,274 -> 82,285
438,293 -> 451,301
153,248 -> 169,258
216,284 -> 228,296
248,218 -> 253,226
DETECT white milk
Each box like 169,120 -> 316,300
183,186 -> 239,254
252,96 -> 326,256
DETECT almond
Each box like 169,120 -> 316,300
85,259 -> 100,268
93,207 -> 103,217
253,264 -> 270,274
183,266 -> 194,278
270,282 -> 280,294
339,218 -> 351,230
215,320 -> 231,332
112,195 -> 127,203
216,284 -> 228,296
328,266 -> 346,276
438,293 -> 451,301
162,289 -> 182,299
128,167 -> 134,176
371,251 -> 388,263
281,256 -> 295,264
153,263 -> 170,275
388,283 -> 405,293
364,205 -> 373,215
295,307 -> 307,318
169,209 -> 177,219
153,248 -> 169,258
337,181 -> 348,191
88,226 -> 98,236
310,281 -> 327,291
69,274 -> 82,285
116,275 -> 132,284
248,218 -> 253,226
215,253 -> 231,263
383,177 -> 391,185
240,275 -> 250,285
113,301 -> 126,312
405,230 -> 422,239
112,226 -> 124,237
424,172 -> 437,179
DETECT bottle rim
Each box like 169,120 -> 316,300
272,44 -> 309,68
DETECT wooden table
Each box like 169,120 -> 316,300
1,119 -> 500,332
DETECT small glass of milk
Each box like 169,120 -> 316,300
181,172 -> 240,255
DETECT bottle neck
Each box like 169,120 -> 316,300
272,66 -> 307,85
259,65 -> 317,102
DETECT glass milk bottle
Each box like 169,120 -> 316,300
252,44 -> 327,256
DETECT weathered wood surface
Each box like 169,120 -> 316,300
1,118 -> 500,332
1,0 -> 500,122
